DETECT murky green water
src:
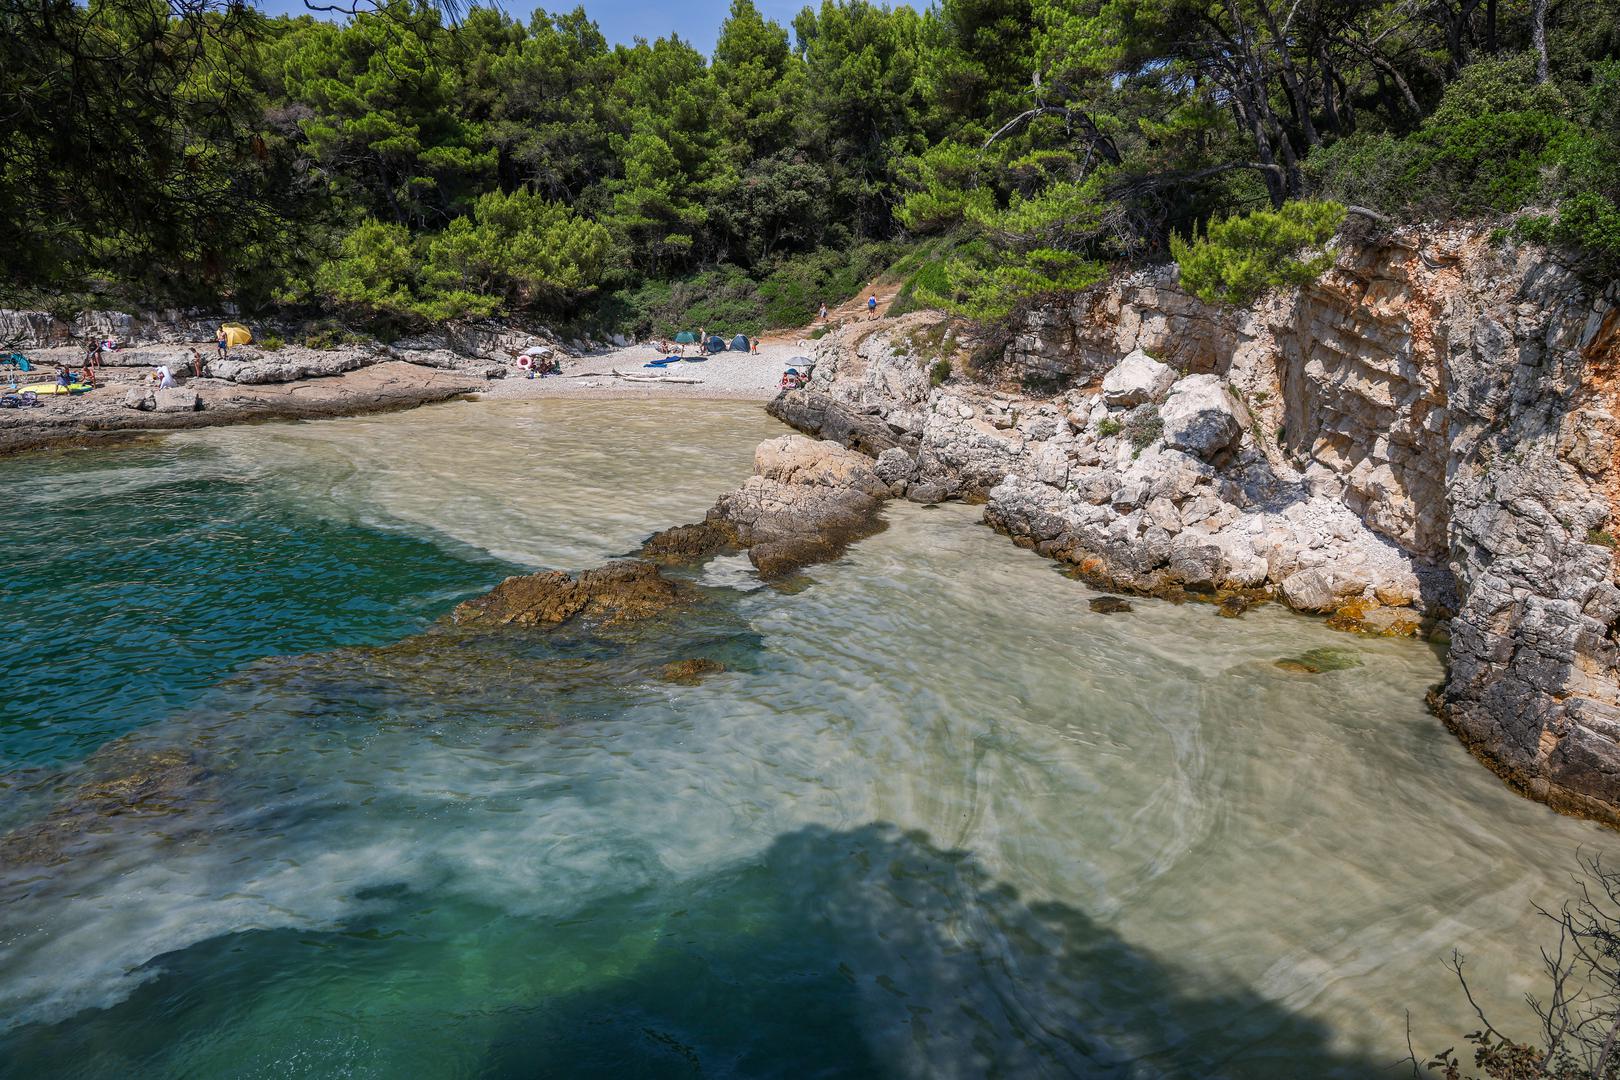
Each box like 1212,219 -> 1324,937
0,399 -> 1612,1077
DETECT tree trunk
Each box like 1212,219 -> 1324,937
1532,0 -> 1550,82
1254,0 -> 1321,147
1486,0 -> 1498,52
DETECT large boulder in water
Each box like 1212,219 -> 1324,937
451,560 -> 684,628
1159,374 -> 1250,460
1101,349 -> 1175,408
710,435 -> 891,577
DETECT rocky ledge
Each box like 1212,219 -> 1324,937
770,229 -> 1620,826
0,361 -> 484,456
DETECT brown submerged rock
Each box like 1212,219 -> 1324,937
639,519 -> 741,565
1089,596 -> 1133,614
0,744 -> 214,868
658,658 -> 727,685
451,560 -> 684,628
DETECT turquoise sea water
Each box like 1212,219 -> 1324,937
0,400 -> 1614,1078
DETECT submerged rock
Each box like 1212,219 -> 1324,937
1089,596 -> 1133,614
658,657 -> 727,685
1275,647 -> 1364,674
0,744 -> 214,868
451,561 -> 684,628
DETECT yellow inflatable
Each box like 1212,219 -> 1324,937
222,324 -> 253,347
21,383 -> 92,395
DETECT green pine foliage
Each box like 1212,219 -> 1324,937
1170,202 -> 1347,307
1,0 -> 1616,333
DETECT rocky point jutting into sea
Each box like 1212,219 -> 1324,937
770,226 -> 1620,826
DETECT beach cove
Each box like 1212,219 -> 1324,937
0,396 -> 1611,1077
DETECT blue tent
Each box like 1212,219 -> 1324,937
731,333 -> 750,351
705,335 -> 727,353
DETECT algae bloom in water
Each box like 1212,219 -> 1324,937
1275,647 -> 1363,674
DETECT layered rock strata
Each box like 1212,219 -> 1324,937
770,230 -> 1620,825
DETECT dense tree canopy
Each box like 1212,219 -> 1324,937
0,0 -> 1614,332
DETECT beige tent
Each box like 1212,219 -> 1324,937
221,324 -> 253,347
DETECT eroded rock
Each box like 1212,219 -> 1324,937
451,561 -> 684,628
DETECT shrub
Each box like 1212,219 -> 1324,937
259,333 -> 285,351
1096,417 -> 1122,437
1171,201 -> 1346,306
930,358 -> 952,386
1554,193 -> 1620,275
1125,405 -> 1163,454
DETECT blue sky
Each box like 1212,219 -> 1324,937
251,0 -> 820,54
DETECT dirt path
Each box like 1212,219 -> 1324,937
760,277 -> 903,345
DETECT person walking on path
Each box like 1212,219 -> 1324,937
817,300 -> 828,322
216,327 -> 229,362
867,294 -> 878,320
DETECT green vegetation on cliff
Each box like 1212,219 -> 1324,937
1,0 -> 1615,333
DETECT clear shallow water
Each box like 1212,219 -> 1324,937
0,400 -> 1613,1078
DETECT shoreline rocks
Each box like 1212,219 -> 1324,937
769,231 -> 1620,827
0,361 -> 484,457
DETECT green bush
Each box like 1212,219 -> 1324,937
1171,201 -> 1346,306
1096,417 -> 1122,437
259,333 -> 285,351
1554,193 -> 1620,274
930,357 -> 952,386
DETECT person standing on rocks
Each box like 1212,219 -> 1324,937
216,327 -> 228,363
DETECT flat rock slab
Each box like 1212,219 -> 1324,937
0,361 -> 483,457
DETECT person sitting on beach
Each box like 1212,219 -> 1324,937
152,364 -> 176,389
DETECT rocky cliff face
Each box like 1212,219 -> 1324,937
771,229 -> 1620,825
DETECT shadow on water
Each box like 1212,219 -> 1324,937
0,824 -> 1395,1080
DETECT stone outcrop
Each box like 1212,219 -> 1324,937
451,561 -> 685,628
643,434 -> 893,579
770,228 -> 1620,826
2,361 -> 483,457
207,347 -> 375,384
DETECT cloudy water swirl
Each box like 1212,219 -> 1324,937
0,399 -> 1613,1078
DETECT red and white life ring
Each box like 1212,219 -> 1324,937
516,354 -> 533,370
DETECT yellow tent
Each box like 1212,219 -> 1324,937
222,324 -> 253,347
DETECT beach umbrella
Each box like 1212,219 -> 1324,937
674,331 -> 695,344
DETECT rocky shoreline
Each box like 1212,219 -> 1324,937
769,229 -> 1620,827
0,360 -> 486,457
